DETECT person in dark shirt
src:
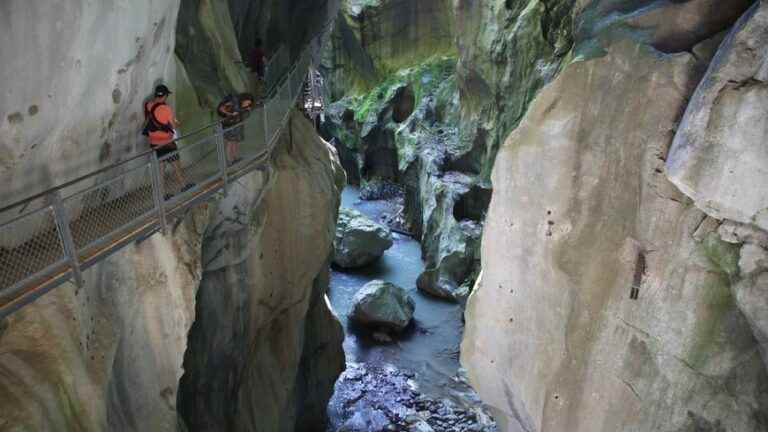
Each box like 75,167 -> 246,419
249,38 -> 266,80
217,93 -> 254,165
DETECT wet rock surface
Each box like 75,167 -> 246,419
324,58 -> 486,300
334,208 -> 394,268
328,363 -> 496,432
350,280 -> 415,333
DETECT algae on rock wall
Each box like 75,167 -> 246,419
177,111 -> 345,431
322,0 -> 456,98
323,56 -> 488,300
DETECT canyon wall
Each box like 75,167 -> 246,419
461,1 -> 768,431
177,111 -> 346,431
0,0 -> 344,430
322,0 -> 455,98
322,0 -> 486,301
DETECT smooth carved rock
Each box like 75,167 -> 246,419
350,280 -> 415,332
334,208 -> 394,268
461,36 -> 768,432
667,2 -> 768,230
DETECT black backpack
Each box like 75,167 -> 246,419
142,102 -> 174,136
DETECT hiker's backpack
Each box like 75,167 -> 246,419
142,102 -> 174,136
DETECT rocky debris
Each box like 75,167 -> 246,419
327,363 -> 497,432
350,280 -> 415,333
718,220 -> 768,248
360,178 -> 404,201
334,208 -> 394,268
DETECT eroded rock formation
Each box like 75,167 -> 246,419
0,0 -> 345,430
461,1 -> 768,431
177,111 -> 346,431
334,208 -> 394,268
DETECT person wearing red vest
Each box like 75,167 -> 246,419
144,85 -> 189,195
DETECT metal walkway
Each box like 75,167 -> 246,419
0,41 -> 320,319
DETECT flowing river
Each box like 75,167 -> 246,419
326,187 -> 495,431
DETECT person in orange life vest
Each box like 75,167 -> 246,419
144,85 -> 189,193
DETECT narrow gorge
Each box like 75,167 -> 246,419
0,1 -> 767,432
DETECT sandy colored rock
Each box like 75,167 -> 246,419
177,111 -> 345,431
461,37 -> 768,432
667,2 -> 768,231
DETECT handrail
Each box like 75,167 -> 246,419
0,23 -> 331,319
0,44 -> 302,217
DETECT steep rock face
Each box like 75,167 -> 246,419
0,2 -> 199,430
462,26 -> 768,432
667,2 -> 768,231
0,1 -> 346,430
0,211 -> 205,431
177,111 -> 346,431
667,1 -> 768,372
0,0 -> 181,204
322,0 -> 455,98
324,58 -> 487,300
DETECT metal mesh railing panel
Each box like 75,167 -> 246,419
239,107 -> 268,163
265,47 -> 289,94
0,206 -> 66,298
280,78 -> 293,122
0,22 -> 328,316
159,136 -> 221,203
64,163 -> 155,253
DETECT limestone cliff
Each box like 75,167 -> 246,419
322,0 -> 488,301
177,111 -> 345,431
461,2 -> 768,431
0,1 -> 345,430
321,0 -> 455,98
0,0 -> 181,204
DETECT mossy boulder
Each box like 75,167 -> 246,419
350,280 -> 415,332
334,208 -> 394,268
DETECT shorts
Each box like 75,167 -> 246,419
224,124 -> 245,142
152,144 -> 180,162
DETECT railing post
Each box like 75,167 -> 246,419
263,105 -> 270,148
149,153 -> 168,234
215,123 -> 229,196
50,191 -> 84,288
287,69 -> 293,104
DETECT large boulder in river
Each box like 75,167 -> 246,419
334,208 -> 394,268
350,280 -> 415,332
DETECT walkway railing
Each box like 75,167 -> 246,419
0,40 -> 317,320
